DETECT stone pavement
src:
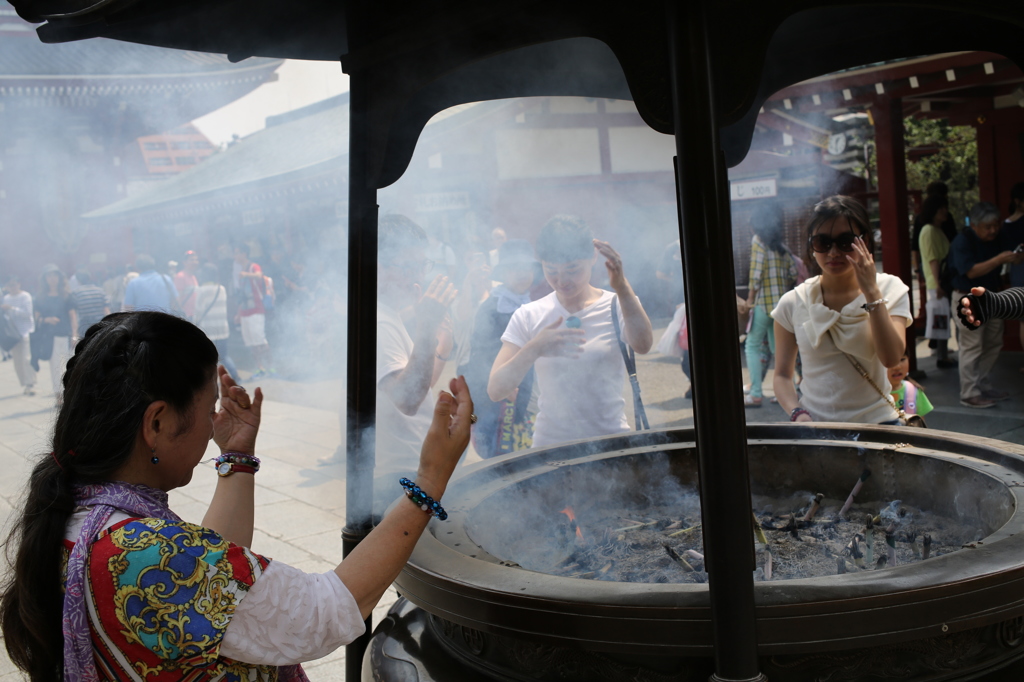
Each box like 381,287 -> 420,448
0,325 -> 1022,679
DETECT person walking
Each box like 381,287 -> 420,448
69,271 -> 111,340
773,196 -> 911,424
193,263 -> 240,382
173,250 -> 201,320
2,275 -> 37,395
459,239 -> 538,458
949,202 -> 1023,408
743,203 -> 797,407
917,196 -> 955,367
123,254 -> 178,314
488,215 -> 653,448
234,244 -> 275,379
34,265 -> 75,401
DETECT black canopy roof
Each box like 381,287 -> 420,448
10,0 -> 1024,186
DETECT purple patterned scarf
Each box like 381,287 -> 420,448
62,481 -> 308,682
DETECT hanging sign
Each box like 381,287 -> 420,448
730,177 -> 778,201
415,192 -> 470,212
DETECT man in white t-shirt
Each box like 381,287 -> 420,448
375,215 -> 458,505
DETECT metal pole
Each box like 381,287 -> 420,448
343,72 -> 378,682
667,2 -> 765,681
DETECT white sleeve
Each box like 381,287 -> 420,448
220,562 -> 365,666
500,307 -> 531,348
377,316 -> 411,384
882,275 -> 912,326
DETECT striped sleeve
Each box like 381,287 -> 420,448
977,288 -> 1024,323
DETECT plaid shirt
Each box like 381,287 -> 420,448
748,236 -> 797,313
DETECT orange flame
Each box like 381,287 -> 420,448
560,506 -> 585,541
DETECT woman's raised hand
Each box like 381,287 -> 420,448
213,365 -> 263,455
415,275 -> 458,337
595,239 -> 628,293
528,316 -> 586,359
847,235 -> 881,298
416,376 -> 474,495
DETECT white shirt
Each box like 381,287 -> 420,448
376,302 -> 434,474
193,284 -> 230,340
3,291 -> 34,337
65,510 -> 364,665
502,290 -> 627,447
772,273 -> 911,424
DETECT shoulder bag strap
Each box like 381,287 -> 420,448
611,296 -> 650,430
160,275 -> 184,316
194,286 -> 221,326
828,329 -> 905,424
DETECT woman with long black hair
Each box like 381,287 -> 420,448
1,311 -> 472,681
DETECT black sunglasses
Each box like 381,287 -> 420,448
809,232 -> 859,254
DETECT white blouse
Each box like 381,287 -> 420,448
772,273 -> 911,424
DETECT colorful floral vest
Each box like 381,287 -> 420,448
63,517 -> 279,681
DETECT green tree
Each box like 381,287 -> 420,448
903,118 -> 978,226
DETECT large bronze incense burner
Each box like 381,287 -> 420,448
367,424 -> 1024,681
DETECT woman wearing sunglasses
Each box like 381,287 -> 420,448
772,196 -> 911,424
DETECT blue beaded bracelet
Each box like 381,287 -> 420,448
399,477 -> 448,521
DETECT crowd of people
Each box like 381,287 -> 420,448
0,241 -> 345,402
5,188 -> 1024,678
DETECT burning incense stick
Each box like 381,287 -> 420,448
837,556 -> 847,574
865,516 -> 874,565
922,535 -> 932,560
802,493 -> 825,522
664,544 -> 696,572
753,513 -> 773,580
839,469 -> 871,518
667,523 -> 700,537
910,533 -> 921,560
885,531 -> 897,566
613,520 -> 659,532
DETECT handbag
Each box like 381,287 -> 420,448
611,297 -> 650,431
831,332 -> 926,428
0,315 -> 21,352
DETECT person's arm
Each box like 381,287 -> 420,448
336,377 -> 473,618
927,260 -> 942,298
772,322 -> 809,421
380,276 -> 457,416
69,308 -> 79,340
746,242 -> 764,307
848,237 -> 906,368
958,286 -> 1024,328
966,251 -> 1015,280
595,240 -> 653,353
203,366 -> 262,547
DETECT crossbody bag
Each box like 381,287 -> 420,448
611,297 -> 650,431
829,329 -> 926,428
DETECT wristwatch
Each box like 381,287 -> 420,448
217,461 -> 258,477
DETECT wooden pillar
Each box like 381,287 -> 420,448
976,122 -> 997,206
872,97 -> 916,371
